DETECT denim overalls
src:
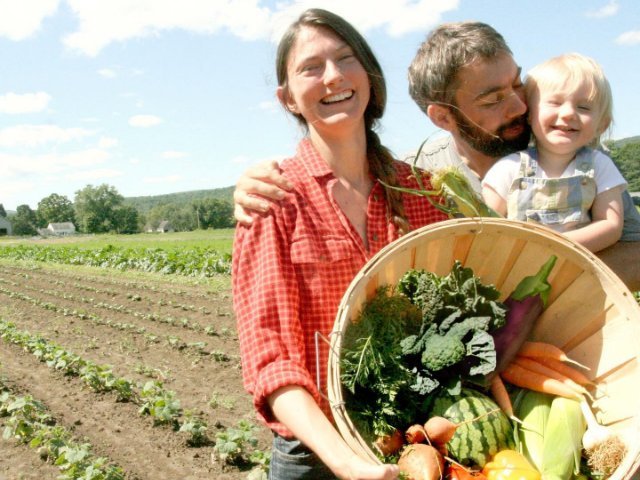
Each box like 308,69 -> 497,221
507,147 -> 596,233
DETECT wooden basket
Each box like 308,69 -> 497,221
327,217 -> 640,479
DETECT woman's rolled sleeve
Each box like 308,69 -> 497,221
233,207 -> 315,437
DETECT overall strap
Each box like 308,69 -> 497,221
517,149 -> 538,178
573,147 -> 596,175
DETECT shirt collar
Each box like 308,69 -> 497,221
296,138 -> 334,179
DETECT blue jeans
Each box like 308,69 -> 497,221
269,434 -> 336,479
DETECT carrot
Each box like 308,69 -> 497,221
512,356 -> 592,399
519,341 -> 588,369
518,354 -> 593,386
489,374 -> 514,418
500,362 -> 582,399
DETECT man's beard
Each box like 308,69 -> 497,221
452,108 -> 531,158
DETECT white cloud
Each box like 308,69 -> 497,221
98,136 -> 118,148
143,174 -> 183,184
616,30 -> 640,45
65,168 -> 123,181
128,114 -> 162,127
268,0 -> 459,42
0,125 -> 94,147
98,68 -> 117,78
162,151 -> 188,159
585,0 -> 619,18
0,92 -> 51,114
0,0 -> 60,41
62,0 -> 458,56
0,180 -> 35,198
2,148 -> 110,177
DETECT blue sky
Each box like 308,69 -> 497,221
1,0 -> 639,211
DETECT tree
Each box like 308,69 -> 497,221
37,193 -> 75,226
11,204 -> 38,236
113,205 -> 140,234
192,198 -> 234,229
0,204 -> 6,218
607,139 -> 640,192
74,184 -> 125,233
146,203 -> 196,232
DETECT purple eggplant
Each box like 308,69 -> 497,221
490,255 -> 557,376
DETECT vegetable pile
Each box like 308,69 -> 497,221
339,258 -> 629,480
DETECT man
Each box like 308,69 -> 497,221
233,21 -> 640,290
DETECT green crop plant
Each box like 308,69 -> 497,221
213,419 -> 259,466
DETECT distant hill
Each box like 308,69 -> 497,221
124,186 -> 234,214
612,135 -> 640,147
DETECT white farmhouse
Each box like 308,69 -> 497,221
45,222 -> 76,236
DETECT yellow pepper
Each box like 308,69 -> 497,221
482,450 -> 541,480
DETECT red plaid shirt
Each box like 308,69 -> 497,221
232,139 -> 447,437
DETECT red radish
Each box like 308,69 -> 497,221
398,444 -> 445,480
374,428 -> 404,456
405,424 -> 427,444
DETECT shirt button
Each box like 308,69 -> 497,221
520,181 -> 528,190
372,233 -> 378,241
581,178 -> 588,185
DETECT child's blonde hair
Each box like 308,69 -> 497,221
525,53 -> 613,147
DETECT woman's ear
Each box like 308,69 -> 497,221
277,86 -> 297,113
427,104 -> 455,132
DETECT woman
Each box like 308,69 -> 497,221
232,9 -> 447,479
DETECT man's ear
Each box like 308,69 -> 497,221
277,86 -> 297,113
427,104 -> 455,132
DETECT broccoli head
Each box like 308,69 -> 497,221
420,334 -> 465,372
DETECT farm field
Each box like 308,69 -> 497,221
0,234 -> 272,479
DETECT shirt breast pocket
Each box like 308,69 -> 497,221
290,236 -> 354,297
290,236 -> 353,265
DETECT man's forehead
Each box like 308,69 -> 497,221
456,53 -> 520,93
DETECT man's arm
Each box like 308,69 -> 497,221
233,160 -> 293,225
596,241 -> 640,291
597,190 -> 640,291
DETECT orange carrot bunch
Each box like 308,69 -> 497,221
499,341 -> 592,400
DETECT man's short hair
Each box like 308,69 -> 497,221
408,21 -> 512,114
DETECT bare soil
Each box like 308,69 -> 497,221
0,261 -> 271,480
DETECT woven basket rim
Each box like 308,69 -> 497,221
327,217 -> 640,478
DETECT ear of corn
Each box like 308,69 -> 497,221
540,396 -> 586,478
513,389 -> 554,471
384,139 -> 502,219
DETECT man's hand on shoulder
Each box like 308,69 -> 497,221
234,159 -> 293,226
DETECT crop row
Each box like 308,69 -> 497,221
0,320 -> 210,445
0,285 -> 238,362
0,263 -> 214,301
0,276 -> 224,337
0,257 -> 212,304
0,320 -> 269,478
0,244 -> 232,276
0,380 -> 126,480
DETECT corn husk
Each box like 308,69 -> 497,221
514,389 -> 554,471
540,396 -> 586,479
382,138 -> 502,219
